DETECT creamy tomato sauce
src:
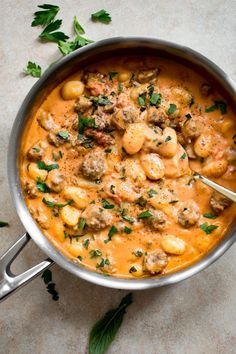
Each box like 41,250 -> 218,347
20,56 -> 236,278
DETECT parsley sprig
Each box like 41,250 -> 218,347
24,61 -> 42,78
31,4 -> 60,27
91,9 -> 112,24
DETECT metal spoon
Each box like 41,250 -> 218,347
193,172 -> 236,203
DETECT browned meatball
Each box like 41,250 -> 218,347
80,151 -> 106,180
47,132 -> 68,147
112,108 -> 139,130
137,69 -> 160,83
24,181 -> 38,198
46,170 -> 65,193
210,192 -> 232,215
147,107 -> 169,128
84,129 -> 114,146
145,210 -> 168,231
144,249 -> 168,274
27,140 -> 47,161
82,204 -> 113,230
178,200 -> 200,228
182,118 -> 203,141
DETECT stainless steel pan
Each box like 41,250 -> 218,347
1,37 -> 236,302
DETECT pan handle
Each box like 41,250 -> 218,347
0,233 -> 54,302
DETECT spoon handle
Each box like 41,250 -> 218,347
194,173 -> 236,203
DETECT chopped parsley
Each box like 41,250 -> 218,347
108,72 -> 118,80
129,266 -> 137,273
124,226 -> 132,234
118,83 -> 123,94
135,196 -> 147,207
167,103 -> 177,115
0,221 -> 9,228
101,199 -> 114,209
203,213 -> 217,219
79,218 -> 86,232
73,15 -> 85,35
104,226 -> 118,243
121,209 -> 135,224
96,258 -> 110,268
24,61 -> 42,78
42,198 -> 73,208
57,131 -> 69,140
138,93 -> 147,107
36,178 -> 50,193
200,223 -> 219,235
83,239 -> 90,249
91,9 -> 111,24
147,189 -> 157,198
137,210 -> 152,219
180,152 -> 187,160
31,4 -> 59,27
205,100 -> 227,114
78,116 -> 97,136
150,92 -> 161,107
37,161 -> 59,171
90,249 -> 102,258
165,135 -> 172,142
91,95 -> 111,107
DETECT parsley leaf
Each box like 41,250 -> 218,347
205,100 -> 227,114
73,15 -> 85,35
0,221 -> 9,228
83,239 -> 90,249
39,19 -> 69,43
57,131 -> 69,140
101,199 -> 114,209
78,117 -> 97,136
37,161 -> 59,171
167,103 -> 177,115
138,93 -> 146,107
150,92 -> 161,106
135,196 -> 147,207
108,72 -> 118,80
24,61 -> 42,78
91,95 -> 111,107
58,34 -> 93,56
96,258 -> 110,269
203,213 -> 217,219
124,226 -> 132,234
180,152 -> 187,160
42,198 -> 73,208
165,135 -> 172,142
200,223 -> 219,234
31,4 -> 60,27
118,83 -> 123,94
36,178 -> 50,193
104,226 -> 118,243
79,218 -> 86,232
90,249 -> 102,258
137,210 -> 152,219
89,293 -> 133,354
91,9 -> 112,24
147,189 -> 157,198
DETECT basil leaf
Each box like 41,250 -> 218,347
37,161 -> 59,171
73,15 -> 85,35
91,9 -> 112,24
24,61 -> 42,78
200,223 -> 218,234
89,293 -> 133,354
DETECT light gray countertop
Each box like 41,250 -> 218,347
0,1 -> 236,353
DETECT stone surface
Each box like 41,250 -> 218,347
0,0 -> 236,353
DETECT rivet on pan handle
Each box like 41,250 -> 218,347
0,233 -> 54,302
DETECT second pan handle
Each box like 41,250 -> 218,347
0,233 -> 54,303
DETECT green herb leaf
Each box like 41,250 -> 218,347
121,209 -> 135,224
108,72 -> 118,81
24,61 -> 42,78
205,100 -> 227,114
165,135 -> 172,142
135,196 -> 147,207
124,226 -> 132,234
39,19 -> 69,43
91,95 -> 111,107
203,213 -> 217,219
118,83 -> 123,94
42,198 -> 73,208
96,258 -> 110,269
167,103 -> 177,115
200,223 -> 219,235
138,93 -> 146,107
150,92 -> 161,106
89,293 -> 133,354
83,239 -> 90,249
57,131 -> 69,140
37,161 -> 59,171
90,249 -> 102,258
78,117 -> 97,136
41,269 -> 52,284
36,178 -> 50,193
147,189 -> 157,198
104,226 -> 118,243
73,15 -> 85,35
137,210 -> 152,219
91,9 -> 111,24
185,113 -> 192,120
0,221 -> 9,228
180,152 -> 187,160
31,4 -> 60,27
101,199 -> 115,209
129,266 -> 137,273
79,218 -> 86,232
